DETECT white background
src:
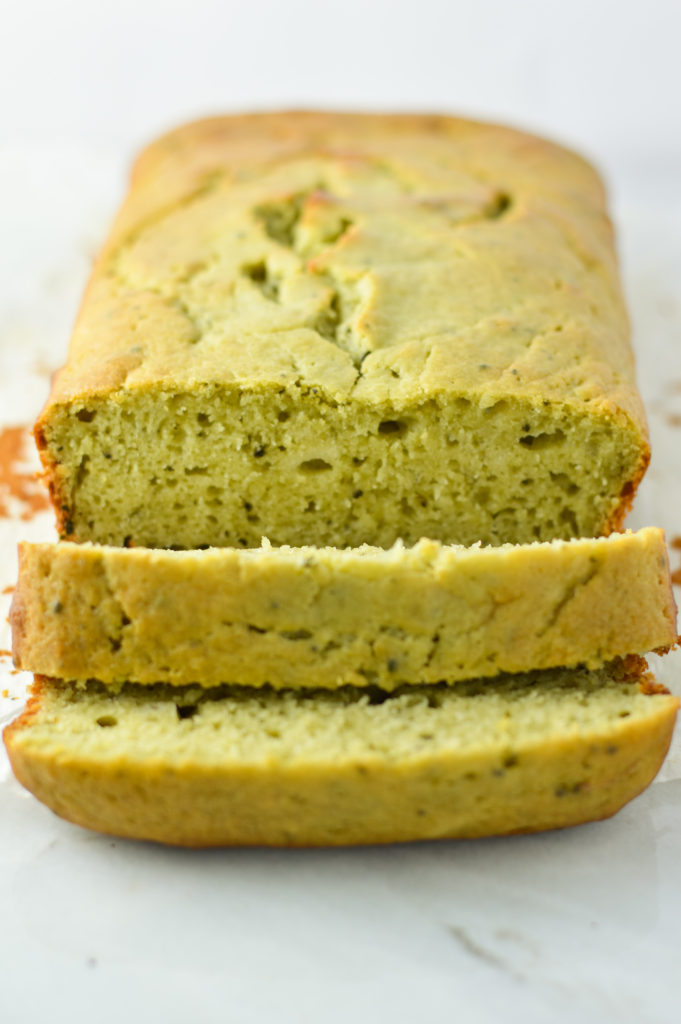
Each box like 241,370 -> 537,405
2,0 -> 680,169
1,2 -> 681,1023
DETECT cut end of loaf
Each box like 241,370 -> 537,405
37,384 -> 646,550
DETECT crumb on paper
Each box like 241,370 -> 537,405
0,425 -> 50,521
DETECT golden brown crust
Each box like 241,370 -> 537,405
39,112 -> 643,408
604,457 -> 652,534
3,674 -> 45,742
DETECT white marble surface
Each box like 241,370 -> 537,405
2,3 -> 681,1021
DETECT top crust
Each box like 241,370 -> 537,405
43,111 -> 645,424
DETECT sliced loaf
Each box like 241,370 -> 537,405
11,530 -> 677,689
5,660 -> 677,846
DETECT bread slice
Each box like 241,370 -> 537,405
4,659 -> 677,846
11,529 -> 677,690
35,112 -> 648,550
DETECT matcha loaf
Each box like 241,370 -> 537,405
36,112 -> 648,549
5,660 -> 677,846
11,530 -> 677,690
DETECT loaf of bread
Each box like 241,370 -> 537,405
11,530 -> 677,689
5,659 -> 677,846
5,112 -> 675,848
36,112 -> 648,550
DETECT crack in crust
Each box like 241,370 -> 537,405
109,161 -> 516,371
